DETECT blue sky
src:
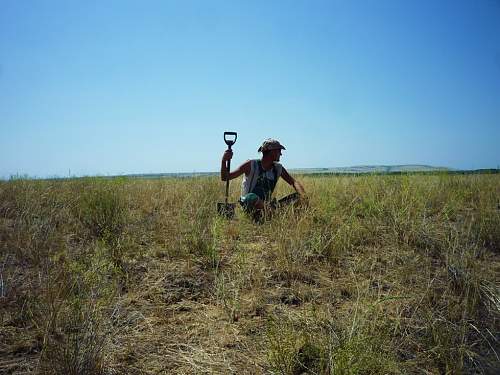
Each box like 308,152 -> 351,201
1,0 -> 499,178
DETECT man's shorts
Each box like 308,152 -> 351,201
239,193 -> 260,212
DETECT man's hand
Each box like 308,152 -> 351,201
221,149 -> 234,181
222,149 -> 233,162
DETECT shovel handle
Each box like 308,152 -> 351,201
224,132 -> 237,148
223,132 -> 236,203
225,159 -> 231,204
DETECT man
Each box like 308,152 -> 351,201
220,138 -> 305,217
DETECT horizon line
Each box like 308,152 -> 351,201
3,165 -> 500,181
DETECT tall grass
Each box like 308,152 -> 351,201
1,174 -> 498,374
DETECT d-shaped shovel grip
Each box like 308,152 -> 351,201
224,132 -> 237,149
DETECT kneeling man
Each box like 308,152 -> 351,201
220,138 -> 305,217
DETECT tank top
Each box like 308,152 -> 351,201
241,160 -> 283,200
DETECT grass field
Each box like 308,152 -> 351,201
1,173 -> 499,374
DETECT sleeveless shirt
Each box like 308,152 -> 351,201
241,160 -> 283,199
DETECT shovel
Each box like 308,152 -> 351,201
217,131 -> 237,218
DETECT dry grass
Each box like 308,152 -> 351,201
1,173 -> 499,374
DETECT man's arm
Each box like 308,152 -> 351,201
221,150 -> 251,181
280,167 -> 306,195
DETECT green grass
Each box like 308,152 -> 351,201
1,174 -> 499,374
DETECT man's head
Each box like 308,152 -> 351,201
258,139 -> 285,161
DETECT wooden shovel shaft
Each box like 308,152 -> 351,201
225,159 -> 231,204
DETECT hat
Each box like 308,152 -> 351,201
258,139 -> 286,153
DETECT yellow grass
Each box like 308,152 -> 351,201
1,173 -> 499,374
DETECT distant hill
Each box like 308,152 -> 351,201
116,165 -> 459,179
111,165 -> 500,179
291,165 -> 452,174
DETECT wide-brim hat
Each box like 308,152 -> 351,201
258,139 -> 286,152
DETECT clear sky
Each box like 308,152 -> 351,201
1,0 -> 499,178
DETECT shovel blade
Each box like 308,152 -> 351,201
217,202 -> 236,219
